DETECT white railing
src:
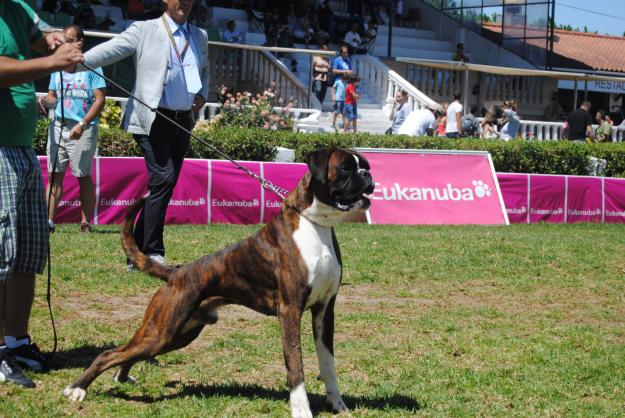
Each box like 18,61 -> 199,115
352,55 -> 439,113
395,60 -> 545,108
37,94 -> 321,132
475,117 -> 625,142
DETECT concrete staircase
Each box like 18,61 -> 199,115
206,6 -> 447,134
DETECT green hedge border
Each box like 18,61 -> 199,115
34,120 -> 625,177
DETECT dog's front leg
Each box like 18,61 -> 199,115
312,297 -> 348,413
279,305 -> 312,418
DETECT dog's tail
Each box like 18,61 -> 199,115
121,197 -> 177,281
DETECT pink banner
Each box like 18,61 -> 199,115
260,162 -> 308,223
37,156 -> 625,225
529,175 -> 566,223
604,178 -> 625,223
362,150 -> 508,225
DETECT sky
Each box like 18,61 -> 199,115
554,0 -> 625,37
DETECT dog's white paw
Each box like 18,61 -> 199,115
113,370 -> 137,384
63,386 -> 87,402
327,391 -> 349,413
290,383 -> 313,418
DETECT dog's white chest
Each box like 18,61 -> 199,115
293,217 -> 341,309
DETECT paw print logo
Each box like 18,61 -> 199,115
472,180 -> 492,198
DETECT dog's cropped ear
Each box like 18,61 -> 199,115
305,148 -> 333,184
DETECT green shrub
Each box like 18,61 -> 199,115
31,124 -> 625,177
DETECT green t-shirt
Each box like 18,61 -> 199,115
595,121 -> 612,142
0,0 -> 42,147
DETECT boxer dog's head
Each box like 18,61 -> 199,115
305,148 -> 374,212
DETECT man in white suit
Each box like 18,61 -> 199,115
81,0 -> 210,265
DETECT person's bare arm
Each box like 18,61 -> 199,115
69,88 -> 106,139
0,43 -> 82,88
456,112 -> 462,132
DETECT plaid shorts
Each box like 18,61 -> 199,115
0,146 -> 49,283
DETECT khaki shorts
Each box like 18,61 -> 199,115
47,120 -> 98,177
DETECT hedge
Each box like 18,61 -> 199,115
34,119 -> 625,177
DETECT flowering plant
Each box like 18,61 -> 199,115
209,85 -> 293,131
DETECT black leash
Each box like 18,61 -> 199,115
82,63 -> 291,199
44,71 -> 64,359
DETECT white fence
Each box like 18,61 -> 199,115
37,94 -> 321,132
518,120 -> 625,142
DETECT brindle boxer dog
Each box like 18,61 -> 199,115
63,148 -> 374,418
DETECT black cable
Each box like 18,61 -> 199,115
44,71 -> 63,359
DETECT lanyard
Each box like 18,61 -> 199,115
161,14 -> 191,64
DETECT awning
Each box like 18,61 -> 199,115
395,58 -> 625,83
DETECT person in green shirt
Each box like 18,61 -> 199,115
594,110 -> 612,143
0,0 -> 83,389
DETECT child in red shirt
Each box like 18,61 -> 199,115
344,75 -> 360,133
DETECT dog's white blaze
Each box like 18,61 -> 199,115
353,153 -> 360,168
289,382 -> 312,418
293,213 -> 341,309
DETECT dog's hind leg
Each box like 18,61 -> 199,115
63,286 -> 200,402
113,318 -> 206,385
311,297 -> 348,413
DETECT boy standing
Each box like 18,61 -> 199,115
344,75 -> 360,133
331,73 -> 346,131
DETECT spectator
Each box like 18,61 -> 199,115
39,25 -> 106,233
343,23 -> 362,53
566,101 -> 593,142
388,90 -> 411,134
223,20 -> 242,43
81,0 -> 210,267
594,110 -> 612,143
436,102 -> 448,137
609,105 -> 624,127
276,26 -> 297,72
500,100 -> 520,141
332,45 -> 352,77
344,74 -> 360,133
312,45 -> 330,103
397,105 -> 439,136
292,16 -> 313,47
74,0 -> 96,29
543,91 -> 564,121
126,0 -> 145,20
0,0 -> 83,387
461,104 -> 479,137
445,91 -> 463,138
452,42 -> 469,62
480,117 -> 499,139
331,73 -> 347,131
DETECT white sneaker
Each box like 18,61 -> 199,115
147,254 -> 165,265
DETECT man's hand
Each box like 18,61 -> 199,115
44,31 -> 65,52
48,42 -> 83,72
192,95 -> 206,112
69,124 -> 83,140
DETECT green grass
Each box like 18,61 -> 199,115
2,223 -> 625,417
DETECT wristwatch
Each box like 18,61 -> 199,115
79,120 -> 87,130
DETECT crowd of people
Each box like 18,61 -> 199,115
564,101 -> 622,143
387,90 -> 523,140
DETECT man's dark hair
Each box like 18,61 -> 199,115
453,90 -> 462,101
597,109 -> 606,120
64,24 -> 85,41
456,43 -> 464,49
581,101 -> 592,109
469,104 -> 477,115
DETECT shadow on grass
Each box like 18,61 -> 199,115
108,382 -> 422,413
49,344 -> 116,370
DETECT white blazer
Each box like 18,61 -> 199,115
82,17 -> 210,135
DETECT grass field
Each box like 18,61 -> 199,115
1,223 -> 625,417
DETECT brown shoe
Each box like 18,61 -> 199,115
79,223 -> 92,233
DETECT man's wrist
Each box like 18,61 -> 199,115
79,119 -> 88,129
